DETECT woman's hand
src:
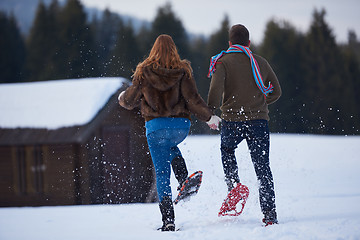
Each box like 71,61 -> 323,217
206,115 -> 222,130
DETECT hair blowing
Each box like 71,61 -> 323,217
133,34 -> 192,79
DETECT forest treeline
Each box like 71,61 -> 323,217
1,0 -> 359,135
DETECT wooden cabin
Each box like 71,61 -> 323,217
0,78 -> 156,207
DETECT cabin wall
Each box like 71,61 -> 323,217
91,104 -> 155,204
0,147 -> 15,205
0,144 -> 79,206
0,94 -> 155,207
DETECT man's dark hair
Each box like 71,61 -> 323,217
229,24 -> 250,46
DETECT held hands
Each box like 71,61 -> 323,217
206,115 -> 222,130
119,90 -> 222,130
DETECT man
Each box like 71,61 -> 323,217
206,24 -> 281,226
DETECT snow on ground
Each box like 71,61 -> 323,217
1,134 -> 360,240
0,78 -> 127,129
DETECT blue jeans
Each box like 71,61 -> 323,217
146,118 -> 190,202
220,119 -> 276,213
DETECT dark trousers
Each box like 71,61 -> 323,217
220,119 -> 276,213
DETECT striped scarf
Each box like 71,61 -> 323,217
207,44 -> 273,96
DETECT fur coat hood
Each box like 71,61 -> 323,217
119,65 -> 212,122
144,66 -> 184,91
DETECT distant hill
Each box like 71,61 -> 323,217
0,0 -> 53,35
0,0 -> 150,36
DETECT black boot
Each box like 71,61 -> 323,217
171,156 -> 188,189
159,196 -> 175,231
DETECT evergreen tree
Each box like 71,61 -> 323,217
107,21 -> 141,78
91,8 -> 122,76
136,24 -> 153,60
260,20 -> 307,133
0,11 -> 26,83
151,3 -> 189,59
305,9 -> 357,134
341,32 -> 360,134
201,15 -> 230,97
206,15 -> 230,57
346,31 -> 360,63
193,15 -> 230,107
189,15 -> 230,102
188,36 -> 209,99
26,0 -> 60,81
56,0 -> 98,79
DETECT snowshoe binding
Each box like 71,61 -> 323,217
174,171 -> 203,205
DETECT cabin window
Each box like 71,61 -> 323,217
16,146 -> 27,195
33,145 -> 44,193
14,146 -> 45,195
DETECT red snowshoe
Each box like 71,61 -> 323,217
174,171 -> 203,205
218,183 -> 249,216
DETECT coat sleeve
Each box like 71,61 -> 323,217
181,73 -> 212,122
119,78 -> 143,110
207,62 -> 225,111
264,61 -> 281,105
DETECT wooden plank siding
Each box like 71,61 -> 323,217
0,88 -> 156,207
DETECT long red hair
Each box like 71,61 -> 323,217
133,34 -> 192,79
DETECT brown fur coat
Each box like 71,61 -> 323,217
119,65 -> 212,122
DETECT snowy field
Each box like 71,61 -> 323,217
1,134 -> 360,240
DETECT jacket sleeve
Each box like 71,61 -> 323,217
119,78 -> 143,110
264,61 -> 281,105
207,62 -> 225,111
181,73 -> 212,122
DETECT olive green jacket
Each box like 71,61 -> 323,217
207,52 -> 281,121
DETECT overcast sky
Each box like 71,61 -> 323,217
81,0 -> 359,44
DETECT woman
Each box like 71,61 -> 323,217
119,34 -> 220,231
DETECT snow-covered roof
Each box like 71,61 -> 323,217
0,78 -> 128,130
